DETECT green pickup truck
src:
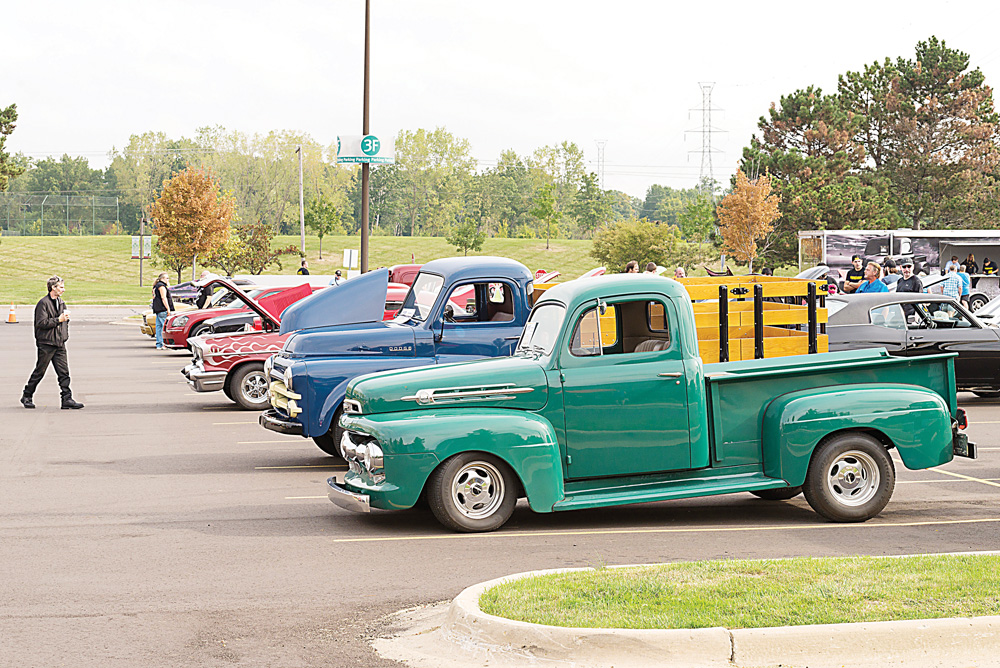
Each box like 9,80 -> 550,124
328,275 -> 976,532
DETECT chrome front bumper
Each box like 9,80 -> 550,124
181,363 -> 226,392
259,408 -> 304,436
327,478 -> 371,513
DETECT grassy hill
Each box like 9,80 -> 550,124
0,234 -> 600,304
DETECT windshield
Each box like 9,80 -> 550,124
395,272 -> 445,322
517,303 -> 565,356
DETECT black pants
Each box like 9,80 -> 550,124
23,344 -> 72,401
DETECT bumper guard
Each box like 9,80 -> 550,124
259,408 -> 304,436
327,478 -> 371,513
181,363 -> 227,392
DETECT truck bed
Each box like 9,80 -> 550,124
703,348 -> 956,468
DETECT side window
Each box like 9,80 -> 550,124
869,304 -> 906,330
443,281 -> 516,324
571,300 -> 671,357
916,301 -> 975,329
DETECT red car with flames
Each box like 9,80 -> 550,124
162,280 -> 317,349
183,281 -> 409,410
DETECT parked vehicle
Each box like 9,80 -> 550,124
828,292 -> 1000,396
259,257 -> 535,455
183,282 -> 410,410
388,264 -> 422,286
140,281 -> 258,337
326,274 -> 975,532
162,281 -> 312,349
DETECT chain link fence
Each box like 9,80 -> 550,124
0,193 -> 121,236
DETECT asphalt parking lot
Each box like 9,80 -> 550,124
2,309 -> 999,667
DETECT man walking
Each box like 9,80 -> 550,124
21,276 -> 84,409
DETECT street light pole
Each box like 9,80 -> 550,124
296,145 -> 305,255
360,0 -> 371,273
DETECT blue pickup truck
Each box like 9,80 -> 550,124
259,257 -> 535,455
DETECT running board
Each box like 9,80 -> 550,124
553,472 -> 789,512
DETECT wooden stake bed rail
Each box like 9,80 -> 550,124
678,275 -> 828,363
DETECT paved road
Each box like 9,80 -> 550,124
2,310 -> 998,667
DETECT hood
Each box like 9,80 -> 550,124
281,322 -> 415,358
196,277 -> 281,327
279,268 -> 390,334
346,356 -> 548,416
194,331 -> 289,364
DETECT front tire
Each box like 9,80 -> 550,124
803,433 -> 895,522
230,363 -> 270,411
313,407 -> 344,457
427,453 -> 517,532
970,295 -> 989,312
751,486 -> 802,501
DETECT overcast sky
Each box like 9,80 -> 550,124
6,1 -> 1000,199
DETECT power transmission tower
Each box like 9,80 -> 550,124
594,140 -> 607,189
686,82 -> 725,194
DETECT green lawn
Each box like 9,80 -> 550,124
0,234 -> 599,304
479,554 -> 1000,630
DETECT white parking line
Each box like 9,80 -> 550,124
928,468 -> 1000,489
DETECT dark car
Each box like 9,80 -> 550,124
828,293 -> 1000,396
168,278 -> 255,304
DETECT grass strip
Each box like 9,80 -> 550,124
479,555 -> 1000,630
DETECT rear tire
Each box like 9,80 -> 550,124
970,295 -> 989,312
230,363 -> 270,411
803,433 -> 895,522
751,486 -> 802,501
313,407 -> 344,457
427,453 -> 517,532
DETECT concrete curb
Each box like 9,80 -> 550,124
442,566 -> 1000,668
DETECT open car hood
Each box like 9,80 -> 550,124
279,268 -> 390,334
195,278 -> 281,326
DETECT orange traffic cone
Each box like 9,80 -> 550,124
6,304 -> 17,324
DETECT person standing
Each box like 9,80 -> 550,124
297,259 -> 310,275
983,257 -> 998,275
329,269 -> 345,286
965,253 -> 979,276
152,272 -> 175,350
843,255 -> 866,293
958,265 -> 971,307
855,262 -> 889,293
195,270 -> 217,309
881,258 -> 901,287
643,262 -> 658,274
895,260 -> 923,293
624,260 -> 639,274
20,276 -> 83,409
673,266 -> 686,279
941,265 -> 963,302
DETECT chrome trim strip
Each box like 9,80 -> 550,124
401,384 -> 534,405
342,399 -> 363,414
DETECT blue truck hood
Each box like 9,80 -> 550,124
282,322 -> 417,358
279,268 -> 390,334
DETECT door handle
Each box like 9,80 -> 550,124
658,372 -> 682,378
504,336 -> 520,340
355,344 -> 371,351
908,336 -> 923,340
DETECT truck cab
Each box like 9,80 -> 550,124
259,257 -> 535,455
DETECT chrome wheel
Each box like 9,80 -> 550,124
824,450 -> 880,507
240,372 -> 269,402
450,461 -> 506,520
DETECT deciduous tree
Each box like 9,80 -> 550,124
590,218 -> 681,271
0,104 -> 25,192
530,183 -> 561,249
150,166 -> 235,280
304,195 -> 342,259
716,169 -> 781,272
446,218 -> 485,256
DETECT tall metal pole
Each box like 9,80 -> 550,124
139,216 -> 145,287
297,145 -> 305,254
360,0 -> 371,273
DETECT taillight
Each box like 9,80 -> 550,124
956,408 -> 968,429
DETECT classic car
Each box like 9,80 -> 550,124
388,264 -> 422,286
162,281 -> 312,349
183,282 -> 410,410
327,274 -> 974,532
259,258 -> 535,455
828,292 -> 1000,396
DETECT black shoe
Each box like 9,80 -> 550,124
20,395 -> 34,409
61,400 -> 84,410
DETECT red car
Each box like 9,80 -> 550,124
183,282 -> 410,410
162,281 -> 314,349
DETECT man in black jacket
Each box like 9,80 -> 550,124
20,276 -> 84,409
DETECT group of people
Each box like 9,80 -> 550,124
623,260 -> 687,279
841,254 -> 922,295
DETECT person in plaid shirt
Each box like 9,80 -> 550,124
941,265 -> 964,301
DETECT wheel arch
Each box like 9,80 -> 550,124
762,383 -> 954,486
341,409 -> 563,512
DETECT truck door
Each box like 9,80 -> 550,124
559,297 -> 691,479
434,280 -> 524,363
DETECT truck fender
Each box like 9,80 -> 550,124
342,408 -> 564,512
761,383 -> 953,486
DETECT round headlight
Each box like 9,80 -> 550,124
175,315 -> 189,328
283,367 -> 293,390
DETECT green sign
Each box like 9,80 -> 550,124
337,135 -> 395,164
